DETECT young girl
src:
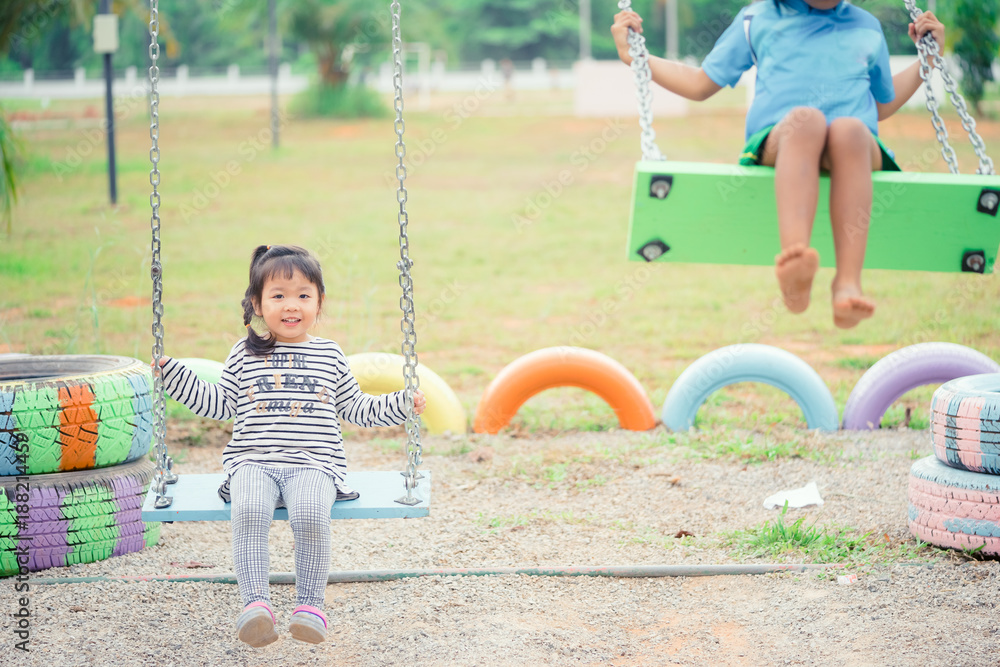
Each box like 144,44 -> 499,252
612,1 -> 945,328
156,244 -> 426,647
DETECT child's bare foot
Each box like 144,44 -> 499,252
832,287 -> 875,329
775,245 -> 819,313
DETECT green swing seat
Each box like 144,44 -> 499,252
626,160 -> 1000,273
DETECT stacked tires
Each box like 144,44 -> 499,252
908,374 -> 1000,556
0,355 -> 160,576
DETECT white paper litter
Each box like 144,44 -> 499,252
762,480 -> 824,510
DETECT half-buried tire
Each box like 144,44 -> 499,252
842,343 -> 1000,430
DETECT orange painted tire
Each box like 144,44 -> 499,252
473,347 -> 656,434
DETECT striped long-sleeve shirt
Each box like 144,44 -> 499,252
161,337 -> 407,488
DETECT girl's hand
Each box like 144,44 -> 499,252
150,356 -> 170,374
611,10 -> 643,66
909,11 -> 944,54
412,390 -> 426,416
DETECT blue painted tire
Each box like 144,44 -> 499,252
842,343 -> 1000,430
661,344 -> 838,431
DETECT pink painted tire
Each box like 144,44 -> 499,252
930,374 -> 1000,474
908,456 -> 1000,555
841,343 -> 1000,430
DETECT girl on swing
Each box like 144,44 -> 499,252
612,1 -> 945,328
157,245 -> 425,647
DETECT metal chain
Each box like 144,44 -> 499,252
616,0 -> 665,161
390,0 -> 423,506
148,0 -> 175,509
903,0 -> 994,175
937,62 -> 995,174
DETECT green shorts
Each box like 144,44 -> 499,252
739,123 -> 901,172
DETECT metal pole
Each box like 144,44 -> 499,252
665,0 -> 679,61
268,0 -> 279,149
27,563 -> 854,586
100,0 -> 117,204
579,0 -> 592,61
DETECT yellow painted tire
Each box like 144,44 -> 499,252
346,353 -> 466,435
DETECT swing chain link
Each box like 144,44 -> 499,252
148,0 -> 175,509
904,0 -> 994,175
617,0 -> 665,161
391,0 -> 424,506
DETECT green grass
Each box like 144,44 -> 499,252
684,433 -> 811,463
2,91 -> 998,432
475,509 -> 588,533
721,505 -> 939,568
835,357 -> 879,371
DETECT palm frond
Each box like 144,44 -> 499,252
0,110 -> 20,237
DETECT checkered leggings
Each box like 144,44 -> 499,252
230,464 -> 335,609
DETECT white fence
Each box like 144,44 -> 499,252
0,55 -> 959,116
0,59 -> 573,102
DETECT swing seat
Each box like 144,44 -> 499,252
627,161 -> 1000,273
141,471 -> 431,522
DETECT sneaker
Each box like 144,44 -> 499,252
336,482 -> 359,502
236,601 -> 278,648
289,605 -> 327,644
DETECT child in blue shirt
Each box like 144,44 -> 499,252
612,1 -> 944,328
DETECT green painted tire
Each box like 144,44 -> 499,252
0,355 -> 153,475
0,458 -> 160,576
177,357 -> 224,384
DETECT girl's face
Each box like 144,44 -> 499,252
254,269 -> 322,344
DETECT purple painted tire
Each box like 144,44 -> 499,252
0,459 -> 160,575
841,343 -> 1000,430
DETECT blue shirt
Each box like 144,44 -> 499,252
702,0 -> 895,140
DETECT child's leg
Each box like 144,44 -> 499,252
231,465 -> 281,607
821,117 -> 881,329
759,107 -> 827,313
282,468 -> 336,609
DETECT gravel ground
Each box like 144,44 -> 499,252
1,422 -> 998,666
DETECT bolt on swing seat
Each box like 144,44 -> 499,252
619,0 -> 1000,275
139,0 -> 428,523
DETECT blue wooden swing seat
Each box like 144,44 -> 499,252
141,471 -> 431,522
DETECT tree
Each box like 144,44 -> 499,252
286,0 -> 388,86
951,0 -> 999,116
450,0 -> 577,62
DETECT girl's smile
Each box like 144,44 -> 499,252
802,0 -> 843,10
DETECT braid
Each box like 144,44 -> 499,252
242,245 -> 277,356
